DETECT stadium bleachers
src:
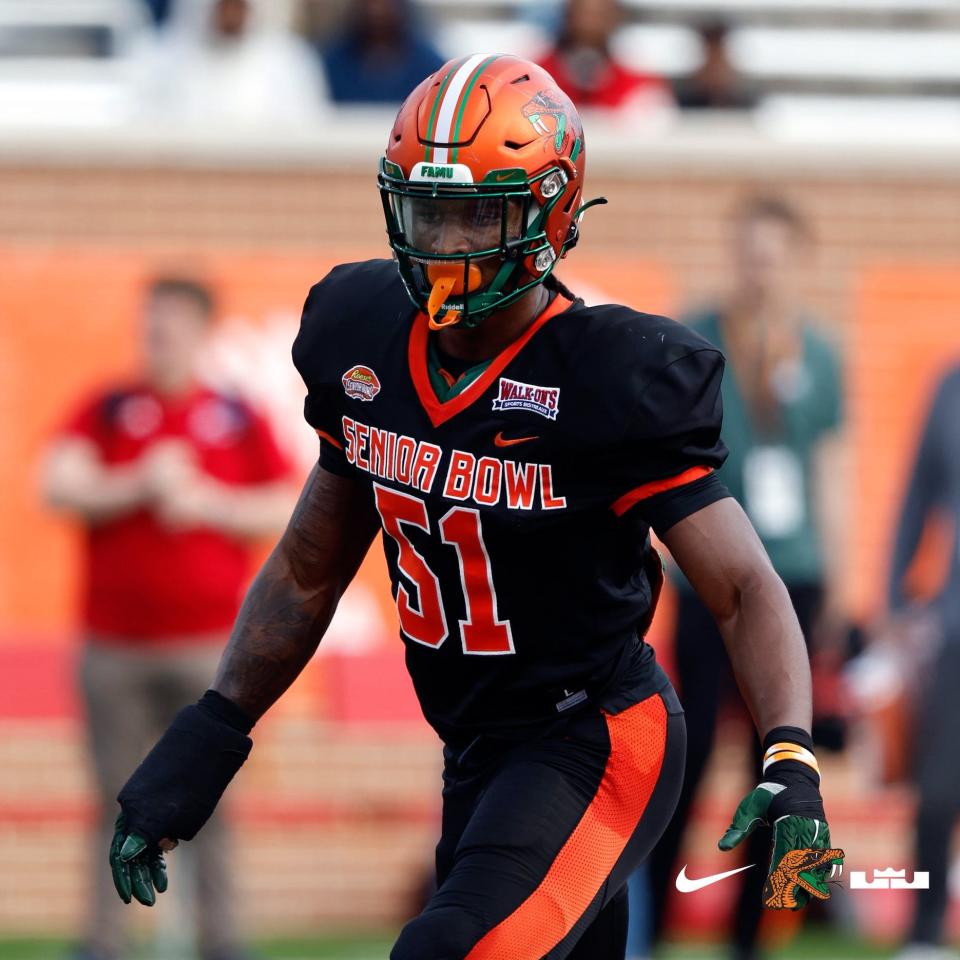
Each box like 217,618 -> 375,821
2,0 -> 960,128
0,0 -> 147,125
428,0 -> 960,97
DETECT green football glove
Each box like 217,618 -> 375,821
718,727 -> 844,910
109,813 -> 170,907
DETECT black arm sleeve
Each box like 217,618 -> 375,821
117,703 -> 252,843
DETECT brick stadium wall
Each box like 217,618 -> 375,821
2,159 -> 958,329
0,714 -> 442,936
6,152 -> 959,616
0,711 -> 917,939
1,148 -> 959,939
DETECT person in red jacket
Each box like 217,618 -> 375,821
43,276 -> 296,960
538,0 -> 668,111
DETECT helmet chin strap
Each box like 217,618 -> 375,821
426,263 -> 483,330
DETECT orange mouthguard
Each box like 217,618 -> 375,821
426,264 -> 482,330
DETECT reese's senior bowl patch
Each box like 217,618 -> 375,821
492,377 -> 559,420
342,365 -> 381,401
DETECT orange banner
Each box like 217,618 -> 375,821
850,263 -> 960,619
0,247 -> 673,647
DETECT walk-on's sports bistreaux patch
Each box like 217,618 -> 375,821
491,377 -> 560,420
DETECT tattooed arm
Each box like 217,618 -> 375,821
109,463 -> 380,904
212,463 -> 381,721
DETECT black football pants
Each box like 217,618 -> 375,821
390,684 -> 686,960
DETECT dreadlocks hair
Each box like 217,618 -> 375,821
545,273 -> 578,302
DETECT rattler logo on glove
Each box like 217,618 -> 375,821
763,845 -> 845,909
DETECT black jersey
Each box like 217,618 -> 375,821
293,259 -> 729,744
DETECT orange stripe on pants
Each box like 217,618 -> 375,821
465,695 -> 668,959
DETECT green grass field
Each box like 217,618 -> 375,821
0,929 -> 897,960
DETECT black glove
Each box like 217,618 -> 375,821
110,690 -> 254,906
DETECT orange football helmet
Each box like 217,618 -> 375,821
379,53 -> 605,329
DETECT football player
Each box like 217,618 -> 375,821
110,55 -> 842,959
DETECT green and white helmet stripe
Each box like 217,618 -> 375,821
425,53 -> 500,163
422,56 -> 464,161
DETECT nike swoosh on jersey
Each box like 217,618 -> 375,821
494,431 -> 538,447
675,864 -> 755,893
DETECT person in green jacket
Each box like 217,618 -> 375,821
642,195 -> 846,960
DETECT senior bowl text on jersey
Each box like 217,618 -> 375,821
293,257 -> 727,741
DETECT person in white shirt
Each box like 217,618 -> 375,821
136,0 -> 327,125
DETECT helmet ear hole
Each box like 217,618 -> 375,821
557,157 -> 578,180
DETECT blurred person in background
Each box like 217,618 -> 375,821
538,0 -> 669,112
136,0 -> 326,124
141,0 -> 173,30
43,276 -> 296,960
887,365 -> 960,960
672,20 -> 758,111
318,0 -> 445,105
644,196 -> 847,960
